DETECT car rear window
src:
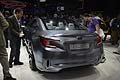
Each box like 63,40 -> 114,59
43,18 -> 86,30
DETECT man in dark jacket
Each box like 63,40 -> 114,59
8,8 -> 24,68
0,11 -> 16,80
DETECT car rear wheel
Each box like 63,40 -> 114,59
29,54 -> 37,71
29,42 -> 38,71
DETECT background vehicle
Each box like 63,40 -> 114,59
24,17 -> 104,72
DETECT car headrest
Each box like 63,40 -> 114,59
68,23 -> 75,30
46,23 -> 53,29
58,22 -> 64,27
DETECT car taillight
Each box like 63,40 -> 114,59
40,36 -> 60,48
96,36 -> 102,46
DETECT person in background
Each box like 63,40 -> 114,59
83,13 -> 106,63
94,14 -> 108,41
8,8 -> 24,68
113,40 -> 120,55
0,10 -> 16,80
111,14 -> 120,45
95,14 -> 107,31
103,16 -> 111,41
83,13 -> 100,34
24,15 -> 29,26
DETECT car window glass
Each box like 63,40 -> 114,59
43,18 -> 86,30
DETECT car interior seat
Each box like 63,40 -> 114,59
46,23 -> 54,30
55,22 -> 65,30
68,23 -> 75,30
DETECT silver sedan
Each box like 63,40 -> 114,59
24,17 -> 105,72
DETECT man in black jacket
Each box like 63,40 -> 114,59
8,8 -> 24,68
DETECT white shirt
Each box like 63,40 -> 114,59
14,14 -> 21,28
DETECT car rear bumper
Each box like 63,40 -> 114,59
36,48 -> 104,72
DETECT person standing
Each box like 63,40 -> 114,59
83,13 -> 106,63
0,11 -> 16,80
111,14 -> 120,45
83,13 -> 100,34
8,8 -> 24,68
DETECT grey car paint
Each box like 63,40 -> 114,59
24,18 -> 104,72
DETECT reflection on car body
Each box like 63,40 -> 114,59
24,17 -> 104,72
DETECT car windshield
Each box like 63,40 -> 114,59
42,18 -> 86,30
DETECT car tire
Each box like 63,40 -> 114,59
29,43 -> 38,71
29,54 -> 37,71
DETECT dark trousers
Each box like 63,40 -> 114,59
9,37 -> 21,64
111,30 -> 120,45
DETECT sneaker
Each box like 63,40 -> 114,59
101,57 -> 106,63
113,52 -> 120,55
4,76 -> 16,80
14,62 -> 24,65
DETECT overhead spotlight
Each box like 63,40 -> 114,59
40,0 -> 46,2
50,20 -> 53,24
